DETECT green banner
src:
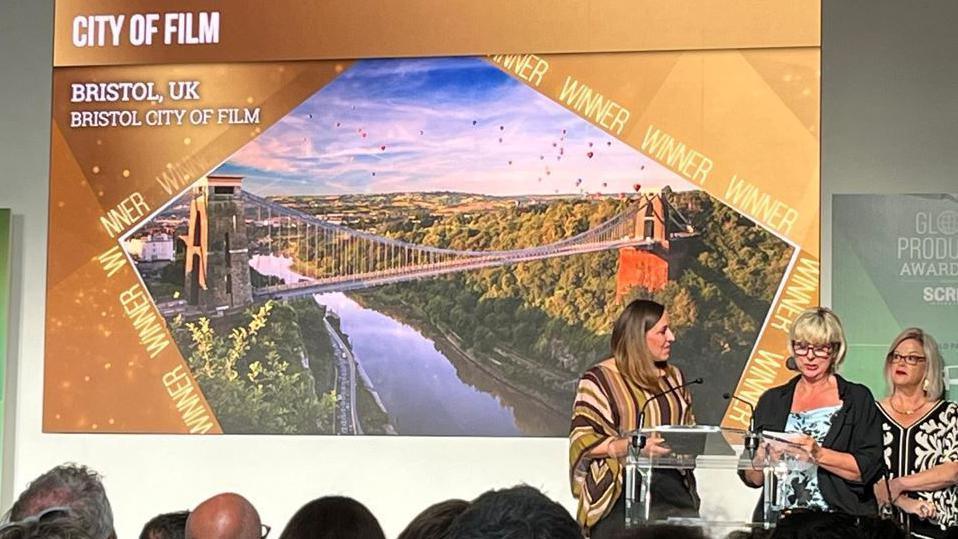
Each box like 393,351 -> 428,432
0,209 -> 10,484
833,194 -> 958,397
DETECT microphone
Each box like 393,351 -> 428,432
723,392 -> 759,456
634,377 -> 703,449
785,356 -> 798,371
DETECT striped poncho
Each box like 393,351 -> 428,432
568,358 -> 695,530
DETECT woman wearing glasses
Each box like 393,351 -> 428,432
874,328 -> 958,537
739,307 -> 884,519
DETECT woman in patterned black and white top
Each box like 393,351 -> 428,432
875,328 -> 958,538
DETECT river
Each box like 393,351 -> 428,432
250,255 -> 568,436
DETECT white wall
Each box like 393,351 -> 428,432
6,0 -> 958,537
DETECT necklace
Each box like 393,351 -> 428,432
888,398 -> 926,416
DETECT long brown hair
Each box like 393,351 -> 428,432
611,299 -> 670,390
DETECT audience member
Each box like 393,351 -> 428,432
726,529 -> 772,539
614,523 -> 708,539
279,496 -> 385,539
186,493 -> 263,539
444,485 -> 581,539
398,499 -> 469,539
7,464 -> 115,539
0,512 -> 94,539
770,511 -> 905,539
141,511 -> 190,539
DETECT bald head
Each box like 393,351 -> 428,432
185,493 -> 261,539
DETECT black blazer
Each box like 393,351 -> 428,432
741,374 -> 884,518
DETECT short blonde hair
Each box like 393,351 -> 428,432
787,307 -> 847,373
884,327 -> 945,401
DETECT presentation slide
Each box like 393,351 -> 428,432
44,1 -> 821,435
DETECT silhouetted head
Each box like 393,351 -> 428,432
140,511 -> 190,539
444,485 -> 580,539
0,513 -> 95,539
186,493 -> 262,539
8,463 -> 115,539
279,496 -> 384,539
398,499 -> 469,539
615,523 -> 707,539
771,511 -> 905,539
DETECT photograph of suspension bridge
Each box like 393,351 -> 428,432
127,57 -> 794,436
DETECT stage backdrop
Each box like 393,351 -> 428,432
833,194 -> 958,396
45,1 -> 821,436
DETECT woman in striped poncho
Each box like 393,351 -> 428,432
569,299 -> 699,538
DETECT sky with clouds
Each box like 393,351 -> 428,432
217,57 -> 693,197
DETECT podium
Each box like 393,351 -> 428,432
623,427 -> 814,533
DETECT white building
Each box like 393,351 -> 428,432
141,233 -> 175,261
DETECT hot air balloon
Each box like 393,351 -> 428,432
472,120 -> 478,126
587,151 -> 594,158
380,145 -> 386,151
633,183 -> 642,192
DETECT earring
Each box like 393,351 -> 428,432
923,379 -> 930,391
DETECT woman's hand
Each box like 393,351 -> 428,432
875,478 -> 891,507
888,477 -> 906,501
750,442 -> 772,468
793,434 -> 823,463
897,497 -> 937,520
640,432 -> 671,458
607,437 -> 631,459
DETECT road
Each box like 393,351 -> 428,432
324,317 -> 362,435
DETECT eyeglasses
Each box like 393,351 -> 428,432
887,352 -> 926,365
791,341 -> 838,358
0,507 -> 72,539
261,524 -> 271,538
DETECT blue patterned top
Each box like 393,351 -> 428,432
780,404 -> 843,510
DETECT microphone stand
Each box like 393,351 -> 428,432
624,377 -> 703,527
723,392 -> 758,459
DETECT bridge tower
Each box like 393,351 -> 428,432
182,174 -> 253,311
616,191 -> 687,300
